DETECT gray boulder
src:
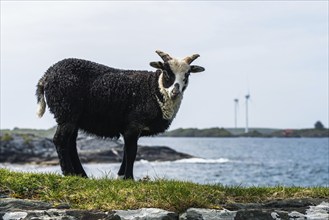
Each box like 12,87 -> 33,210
0,133 -> 192,164
180,208 -> 237,220
114,208 -> 178,220
0,134 -> 57,164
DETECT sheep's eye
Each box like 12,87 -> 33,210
162,70 -> 175,88
183,72 -> 190,85
163,70 -> 170,79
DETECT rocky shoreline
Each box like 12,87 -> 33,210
1,197 -> 328,220
0,133 -> 193,164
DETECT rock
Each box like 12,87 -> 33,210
2,212 -> 28,220
77,135 -> 122,151
0,134 -> 193,164
1,209 -> 114,220
0,199 -> 175,220
0,198 -> 52,211
180,208 -> 237,220
77,136 -> 192,162
179,200 -> 329,220
0,198 -> 116,220
1,198 -> 328,220
224,199 -> 329,220
0,134 -> 57,164
78,145 -> 192,163
114,208 -> 178,220
137,146 -> 192,162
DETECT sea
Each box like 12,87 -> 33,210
1,137 -> 328,187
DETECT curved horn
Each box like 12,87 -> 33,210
184,54 -> 200,64
155,50 -> 173,62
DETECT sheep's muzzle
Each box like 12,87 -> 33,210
170,83 -> 181,99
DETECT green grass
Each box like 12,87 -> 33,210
0,169 -> 328,213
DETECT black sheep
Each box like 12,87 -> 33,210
36,50 -> 205,179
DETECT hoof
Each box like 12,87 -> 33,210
117,175 -> 124,180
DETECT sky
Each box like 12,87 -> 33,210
1,1 -> 328,130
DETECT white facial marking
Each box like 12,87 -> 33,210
157,72 -> 183,120
168,59 -> 190,74
167,59 -> 190,98
156,58 -> 192,121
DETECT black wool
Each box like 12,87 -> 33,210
36,51 -> 204,179
39,58 -> 170,138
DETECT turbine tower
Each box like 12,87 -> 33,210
245,94 -> 250,133
234,99 -> 239,129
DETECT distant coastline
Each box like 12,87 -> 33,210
1,126 -> 328,138
160,127 -> 329,138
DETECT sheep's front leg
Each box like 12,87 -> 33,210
121,130 -> 139,180
117,151 -> 126,178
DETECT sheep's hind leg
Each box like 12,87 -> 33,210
53,123 -> 79,176
68,128 -> 87,177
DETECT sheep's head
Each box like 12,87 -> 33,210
150,50 -> 205,100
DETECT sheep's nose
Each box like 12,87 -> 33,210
171,83 -> 180,99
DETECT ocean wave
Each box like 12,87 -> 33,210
174,158 -> 230,164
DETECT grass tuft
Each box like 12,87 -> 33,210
0,168 -> 328,213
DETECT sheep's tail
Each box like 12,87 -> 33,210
36,75 -> 46,118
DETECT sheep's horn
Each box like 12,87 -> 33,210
155,50 -> 172,62
184,54 -> 200,64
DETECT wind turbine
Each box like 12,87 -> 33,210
234,99 -> 239,129
245,93 -> 250,133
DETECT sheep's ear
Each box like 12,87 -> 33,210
150,61 -> 164,69
190,65 -> 205,73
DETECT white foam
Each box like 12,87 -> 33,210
139,159 -> 150,164
174,158 -> 230,164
